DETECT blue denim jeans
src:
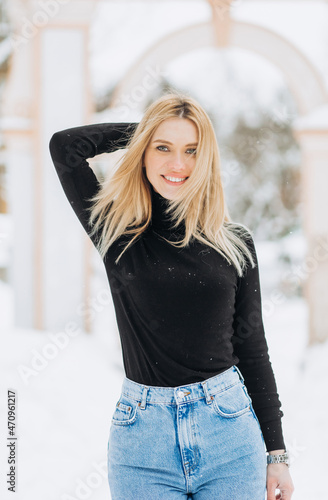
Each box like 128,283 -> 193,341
107,365 -> 267,499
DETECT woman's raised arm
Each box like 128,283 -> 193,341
49,122 -> 138,243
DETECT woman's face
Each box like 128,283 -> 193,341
143,117 -> 198,200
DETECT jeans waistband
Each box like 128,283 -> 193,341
120,365 -> 245,408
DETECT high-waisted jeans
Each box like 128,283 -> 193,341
107,365 -> 267,499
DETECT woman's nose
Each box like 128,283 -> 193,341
168,154 -> 185,169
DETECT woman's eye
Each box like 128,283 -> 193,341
156,146 -> 196,155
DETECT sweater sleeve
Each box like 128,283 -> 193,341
49,122 -> 138,244
231,232 -> 285,452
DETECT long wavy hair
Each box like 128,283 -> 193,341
87,91 -> 255,276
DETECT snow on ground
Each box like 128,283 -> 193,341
0,283 -> 124,500
0,257 -> 327,499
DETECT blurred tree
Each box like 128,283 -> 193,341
221,89 -> 301,240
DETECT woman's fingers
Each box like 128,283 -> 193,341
266,481 -> 278,500
267,464 -> 295,500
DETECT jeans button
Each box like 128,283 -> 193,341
177,390 -> 185,399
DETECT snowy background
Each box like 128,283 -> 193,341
1,1 -> 328,499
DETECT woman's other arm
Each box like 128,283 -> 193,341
231,232 -> 285,452
49,122 -> 138,244
232,234 -> 295,498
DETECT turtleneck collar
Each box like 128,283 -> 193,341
149,184 -> 185,238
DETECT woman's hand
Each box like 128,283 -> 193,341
266,463 -> 294,500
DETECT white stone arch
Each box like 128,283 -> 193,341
112,20 -> 328,344
111,20 -> 328,115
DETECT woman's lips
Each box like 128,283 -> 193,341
161,175 -> 188,185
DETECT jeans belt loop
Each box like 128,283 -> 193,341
234,365 -> 245,383
139,386 -> 149,410
201,380 -> 214,405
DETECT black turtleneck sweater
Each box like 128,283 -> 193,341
49,122 -> 285,452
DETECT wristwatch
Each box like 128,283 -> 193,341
267,450 -> 290,467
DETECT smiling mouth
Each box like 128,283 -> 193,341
162,175 -> 188,184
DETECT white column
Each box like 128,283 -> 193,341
1,0 -> 96,332
294,105 -> 328,343
41,25 -> 92,333
2,125 -> 36,328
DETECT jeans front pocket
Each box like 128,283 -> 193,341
212,381 -> 251,418
111,395 -> 139,426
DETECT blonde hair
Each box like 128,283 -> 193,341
87,91 -> 255,277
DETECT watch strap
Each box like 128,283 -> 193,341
267,451 -> 290,467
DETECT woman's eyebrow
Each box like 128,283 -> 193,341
152,139 -> 198,146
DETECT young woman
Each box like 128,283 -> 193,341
49,92 -> 294,500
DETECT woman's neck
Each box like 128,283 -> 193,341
149,184 -> 185,238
